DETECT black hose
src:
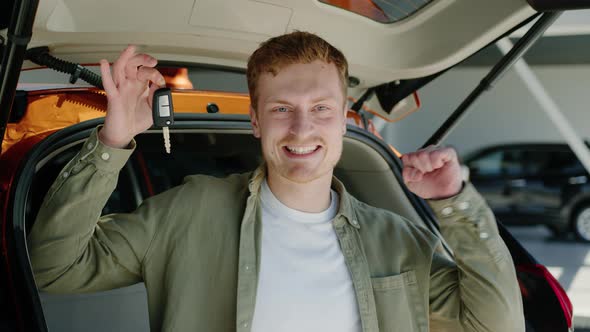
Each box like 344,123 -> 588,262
26,46 -> 103,89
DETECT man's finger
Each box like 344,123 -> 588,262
127,53 -> 158,69
146,82 -> 161,109
401,154 -> 410,166
403,146 -> 457,172
100,60 -> 118,97
125,54 -> 158,81
404,151 -> 431,173
137,66 -> 166,87
417,151 -> 434,173
403,166 -> 423,183
112,45 -> 137,86
431,147 -> 456,169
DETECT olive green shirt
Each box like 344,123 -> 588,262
28,128 -> 525,331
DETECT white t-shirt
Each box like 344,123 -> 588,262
251,179 -> 361,332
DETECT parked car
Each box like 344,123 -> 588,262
464,143 -> 590,242
0,0 -> 584,331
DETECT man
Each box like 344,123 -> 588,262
29,32 -> 524,331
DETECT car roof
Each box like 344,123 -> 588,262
25,0 -> 536,88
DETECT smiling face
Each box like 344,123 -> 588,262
250,60 -> 347,185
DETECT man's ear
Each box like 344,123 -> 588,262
342,107 -> 348,135
249,106 -> 261,138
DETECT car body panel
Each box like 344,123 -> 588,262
1,88 -> 252,154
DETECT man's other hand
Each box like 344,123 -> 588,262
401,146 -> 462,199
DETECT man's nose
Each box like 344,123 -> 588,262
289,109 -> 314,138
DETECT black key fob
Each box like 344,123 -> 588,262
152,88 -> 174,128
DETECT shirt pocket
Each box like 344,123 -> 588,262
371,270 -> 427,332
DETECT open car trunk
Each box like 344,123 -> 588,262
2,115 -> 569,331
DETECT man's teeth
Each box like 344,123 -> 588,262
286,146 -> 317,154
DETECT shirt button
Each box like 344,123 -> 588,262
242,322 -> 249,328
101,152 -> 110,161
244,265 -> 250,271
441,207 -> 454,216
352,219 -> 359,227
457,201 -> 470,210
62,171 -> 69,178
87,142 -> 94,150
479,232 -> 489,239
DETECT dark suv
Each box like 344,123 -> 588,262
464,143 -> 590,242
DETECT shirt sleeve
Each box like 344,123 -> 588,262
27,126 -> 167,293
426,182 -> 525,331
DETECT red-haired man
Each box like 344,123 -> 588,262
29,32 -> 524,331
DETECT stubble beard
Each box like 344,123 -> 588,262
265,139 -> 342,185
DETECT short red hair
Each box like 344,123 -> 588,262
246,31 -> 348,109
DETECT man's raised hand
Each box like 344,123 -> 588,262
98,45 -> 165,148
401,146 -> 463,199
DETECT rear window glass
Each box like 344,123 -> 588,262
470,150 -> 503,176
526,149 -> 584,176
319,0 -> 434,24
469,149 -> 526,177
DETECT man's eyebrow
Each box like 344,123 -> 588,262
310,96 -> 338,103
264,98 -> 292,105
265,95 -> 337,105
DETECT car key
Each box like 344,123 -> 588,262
152,87 -> 174,154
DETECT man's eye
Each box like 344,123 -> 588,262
274,107 -> 289,113
314,105 -> 329,111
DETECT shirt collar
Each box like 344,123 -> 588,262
330,176 -> 359,229
248,164 -> 359,229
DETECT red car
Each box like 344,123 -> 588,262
0,0 -> 582,331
